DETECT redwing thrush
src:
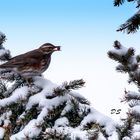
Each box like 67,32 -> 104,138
0,43 -> 61,78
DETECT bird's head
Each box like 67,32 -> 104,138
39,43 -> 61,54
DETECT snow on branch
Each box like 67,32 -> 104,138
53,79 -> 90,105
108,40 -> 140,139
0,77 -> 117,139
53,79 -> 85,95
108,40 -> 140,87
108,41 -> 140,87
80,108 -> 117,136
108,41 -> 136,67
0,31 -> 118,139
124,91 -> 140,101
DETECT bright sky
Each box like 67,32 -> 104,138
1,0 -> 140,121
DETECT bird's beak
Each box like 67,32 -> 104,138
53,46 -> 61,51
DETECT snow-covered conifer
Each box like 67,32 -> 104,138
108,40 -> 140,139
0,32 -> 117,140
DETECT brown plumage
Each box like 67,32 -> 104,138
0,43 -> 61,78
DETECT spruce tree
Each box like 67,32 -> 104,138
108,41 -> 140,139
114,0 -> 140,33
0,32 -> 117,140
110,0 -> 140,139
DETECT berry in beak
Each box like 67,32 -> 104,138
53,46 -> 61,51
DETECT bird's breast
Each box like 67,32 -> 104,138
40,57 -> 51,73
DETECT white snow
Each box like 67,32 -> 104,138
0,111 -> 12,127
54,117 -> 69,127
69,91 -> 90,105
122,137 -> 131,140
129,56 -> 137,66
131,124 -> 140,139
10,119 -> 42,139
136,9 -> 140,14
132,132 -> 140,140
111,43 -> 128,56
0,77 -> 117,139
61,100 -> 73,116
0,127 -> 5,139
0,49 -> 8,57
110,43 -> 138,71
133,124 -> 140,132
9,77 -> 69,139
45,127 -> 89,140
0,86 -> 28,107
126,91 -> 140,98
33,76 -> 58,97
97,133 -> 107,140
108,131 -> 119,140
80,108 -> 117,136
131,105 -> 140,115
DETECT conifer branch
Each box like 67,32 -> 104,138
114,0 -> 138,7
108,41 -> 140,139
43,128 -> 71,140
114,0 -> 140,33
53,79 -> 90,105
0,81 -> 7,99
0,32 -> 11,61
117,12 -> 140,34
53,79 -> 85,96
118,113 -> 133,139
0,32 -> 6,46
2,79 -> 24,97
114,0 -> 125,6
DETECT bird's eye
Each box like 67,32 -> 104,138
49,47 -> 53,49
47,47 -> 51,49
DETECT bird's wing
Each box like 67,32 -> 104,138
0,49 -> 43,69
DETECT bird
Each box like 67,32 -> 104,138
0,43 -> 61,79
